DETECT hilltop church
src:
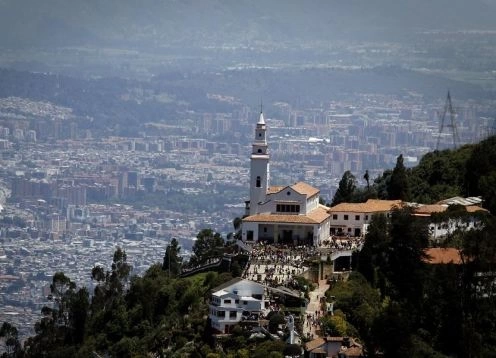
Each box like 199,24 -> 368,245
241,111 -> 331,246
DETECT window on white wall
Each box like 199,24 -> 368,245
276,204 -> 300,213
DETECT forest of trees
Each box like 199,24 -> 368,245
330,135 -> 496,215
322,135 -> 496,356
323,208 -> 496,357
0,230 -> 284,357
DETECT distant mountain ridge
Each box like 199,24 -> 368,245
1,0 -> 496,48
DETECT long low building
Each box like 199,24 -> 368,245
327,199 -> 402,237
327,197 -> 488,242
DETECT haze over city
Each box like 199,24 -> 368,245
0,0 -> 495,354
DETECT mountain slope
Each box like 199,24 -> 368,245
1,0 -> 495,48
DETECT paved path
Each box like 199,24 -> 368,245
302,279 -> 330,340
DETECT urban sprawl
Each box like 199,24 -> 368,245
0,92 -> 492,339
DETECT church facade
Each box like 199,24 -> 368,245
241,111 -> 331,246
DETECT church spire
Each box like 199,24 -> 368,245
258,111 -> 265,125
249,107 -> 269,215
258,100 -> 265,125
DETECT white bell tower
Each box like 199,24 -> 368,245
249,110 -> 269,215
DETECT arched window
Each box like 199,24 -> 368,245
256,176 -> 261,187
257,149 -> 262,153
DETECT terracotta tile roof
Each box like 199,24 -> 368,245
340,346 -> 364,357
424,248 -> 463,265
267,186 -> 284,194
243,206 -> 330,225
414,204 -> 488,215
466,205 -> 488,213
308,205 -> 332,223
243,214 -> 313,224
328,199 -> 403,213
305,337 -> 325,351
267,182 -> 319,197
414,204 -> 447,214
291,181 -> 320,197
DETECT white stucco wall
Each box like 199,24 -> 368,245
242,221 -> 259,242
264,187 -> 307,214
330,210 -> 381,236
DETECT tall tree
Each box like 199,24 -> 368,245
364,169 -> 370,190
50,272 -> 77,328
90,247 -> 132,320
24,273 -> 89,356
0,322 -> 22,357
460,216 -> 496,357
386,207 -> 429,306
190,229 -> 224,266
373,169 -> 392,200
357,213 -> 389,289
232,217 -> 243,240
465,135 -> 496,197
162,238 -> 183,276
67,287 -> 90,345
388,154 -> 410,201
331,170 -> 357,206
478,171 -> 496,216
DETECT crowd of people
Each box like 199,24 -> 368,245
242,243 -> 318,287
321,235 -> 364,252
248,243 -> 319,265
240,237 -> 364,290
305,309 -> 325,338
239,238 -> 364,339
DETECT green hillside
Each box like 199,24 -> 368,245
337,134 -> 496,214
409,135 -> 496,213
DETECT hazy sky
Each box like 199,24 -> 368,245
1,0 -> 495,49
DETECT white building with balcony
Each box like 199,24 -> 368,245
209,278 -> 267,334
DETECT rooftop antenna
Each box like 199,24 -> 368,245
436,90 -> 460,150
260,98 -> 263,113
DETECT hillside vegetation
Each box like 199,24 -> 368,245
333,134 -> 496,214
